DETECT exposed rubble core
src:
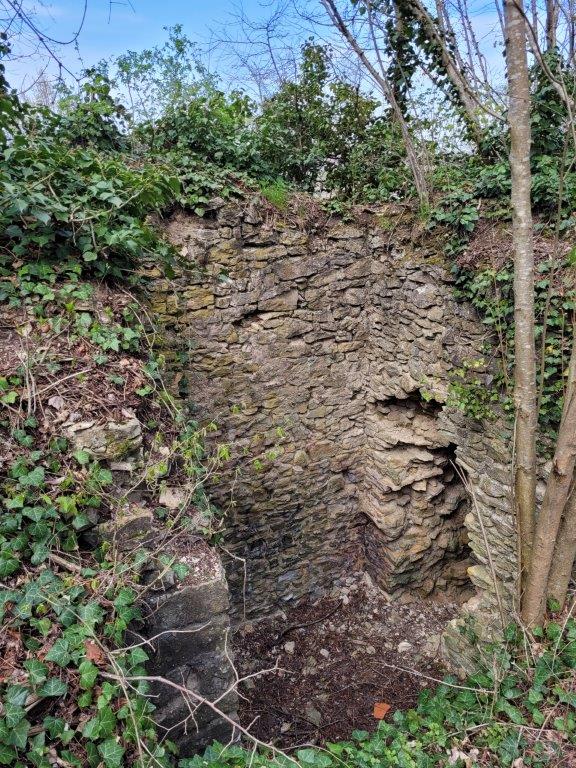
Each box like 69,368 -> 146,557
363,395 -> 473,599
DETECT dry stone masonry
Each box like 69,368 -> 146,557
148,200 -> 518,668
363,396 -> 472,599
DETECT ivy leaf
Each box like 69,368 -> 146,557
77,602 -> 104,628
96,706 -> 116,738
60,725 -> 76,745
0,552 -> 20,578
297,749 -> 332,767
72,511 -> 92,531
8,718 -> 30,749
0,745 -> 17,765
77,691 -> 92,708
113,587 -> 136,608
5,685 -> 29,706
82,716 -> 100,740
31,208 -> 51,225
18,466 -> 45,488
44,638 -> 71,667
4,703 -> 26,728
57,495 -> 77,516
496,698 -> 526,725
4,494 -> 25,510
129,647 -> 149,667
39,678 -> 68,697
73,450 -> 91,466
78,660 -> 99,690
97,738 -> 125,767
24,659 -> 48,685
31,617 -> 51,636
173,562 -> 190,580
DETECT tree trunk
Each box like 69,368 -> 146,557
504,0 -> 538,600
545,0 -> 559,49
404,0 -> 484,143
547,481 -> 576,608
320,0 -> 429,207
522,391 -> 576,624
543,325 -> 576,608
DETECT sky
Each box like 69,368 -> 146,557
4,0 -> 271,90
3,0 -> 505,100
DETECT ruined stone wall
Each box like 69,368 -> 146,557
363,261 -> 481,599
143,541 -> 238,753
148,201 -> 517,631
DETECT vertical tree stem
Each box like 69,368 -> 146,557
504,0 -> 538,602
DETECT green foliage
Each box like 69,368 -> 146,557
89,33 -> 416,210
0,34 -> 22,149
54,70 -> 130,151
3,19 -> 576,768
0,434 -> 168,766
0,128 -> 178,279
428,55 -> 576,235
113,25 -> 217,123
0,259 -> 225,766
259,179 -> 290,209
452,258 -> 576,436
134,88 -> 260,215
448,358 -> 496,421
256,42 -> 410,200
0,259 -> 145,358
0,56 -> 223,761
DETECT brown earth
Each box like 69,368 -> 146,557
234,575 -> 459,748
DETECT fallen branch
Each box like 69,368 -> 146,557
101,671 -> 300,766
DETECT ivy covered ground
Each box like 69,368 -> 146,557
2,25 -> 576,768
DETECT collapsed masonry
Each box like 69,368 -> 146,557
147,200 -> 518,656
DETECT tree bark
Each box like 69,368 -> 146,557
504,0 -> 538,601
522,390 -> 576,624
543,326 -> 576,608
545,0 -> 558,49
404,0 -> 485,143
547,481 -> 576,608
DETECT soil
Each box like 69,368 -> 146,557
234,574 -> 460,749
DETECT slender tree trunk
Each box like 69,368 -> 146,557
523,390 -> 576,624
404,0 -> 484,143
545,0 -> 559,49
547,482 -> 576,607
504,0 -> 538,602
544,322 -> 576,608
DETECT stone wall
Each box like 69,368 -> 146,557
148,200 -> 517,637
143,540 -> 239,754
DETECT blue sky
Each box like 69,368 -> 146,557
4,0 -> 504,98
5,0 -> 269,88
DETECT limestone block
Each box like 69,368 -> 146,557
98,507 -> 154,550
258,289 -> 299,311
144,542 -> 238,755
64,411 -> 142,460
